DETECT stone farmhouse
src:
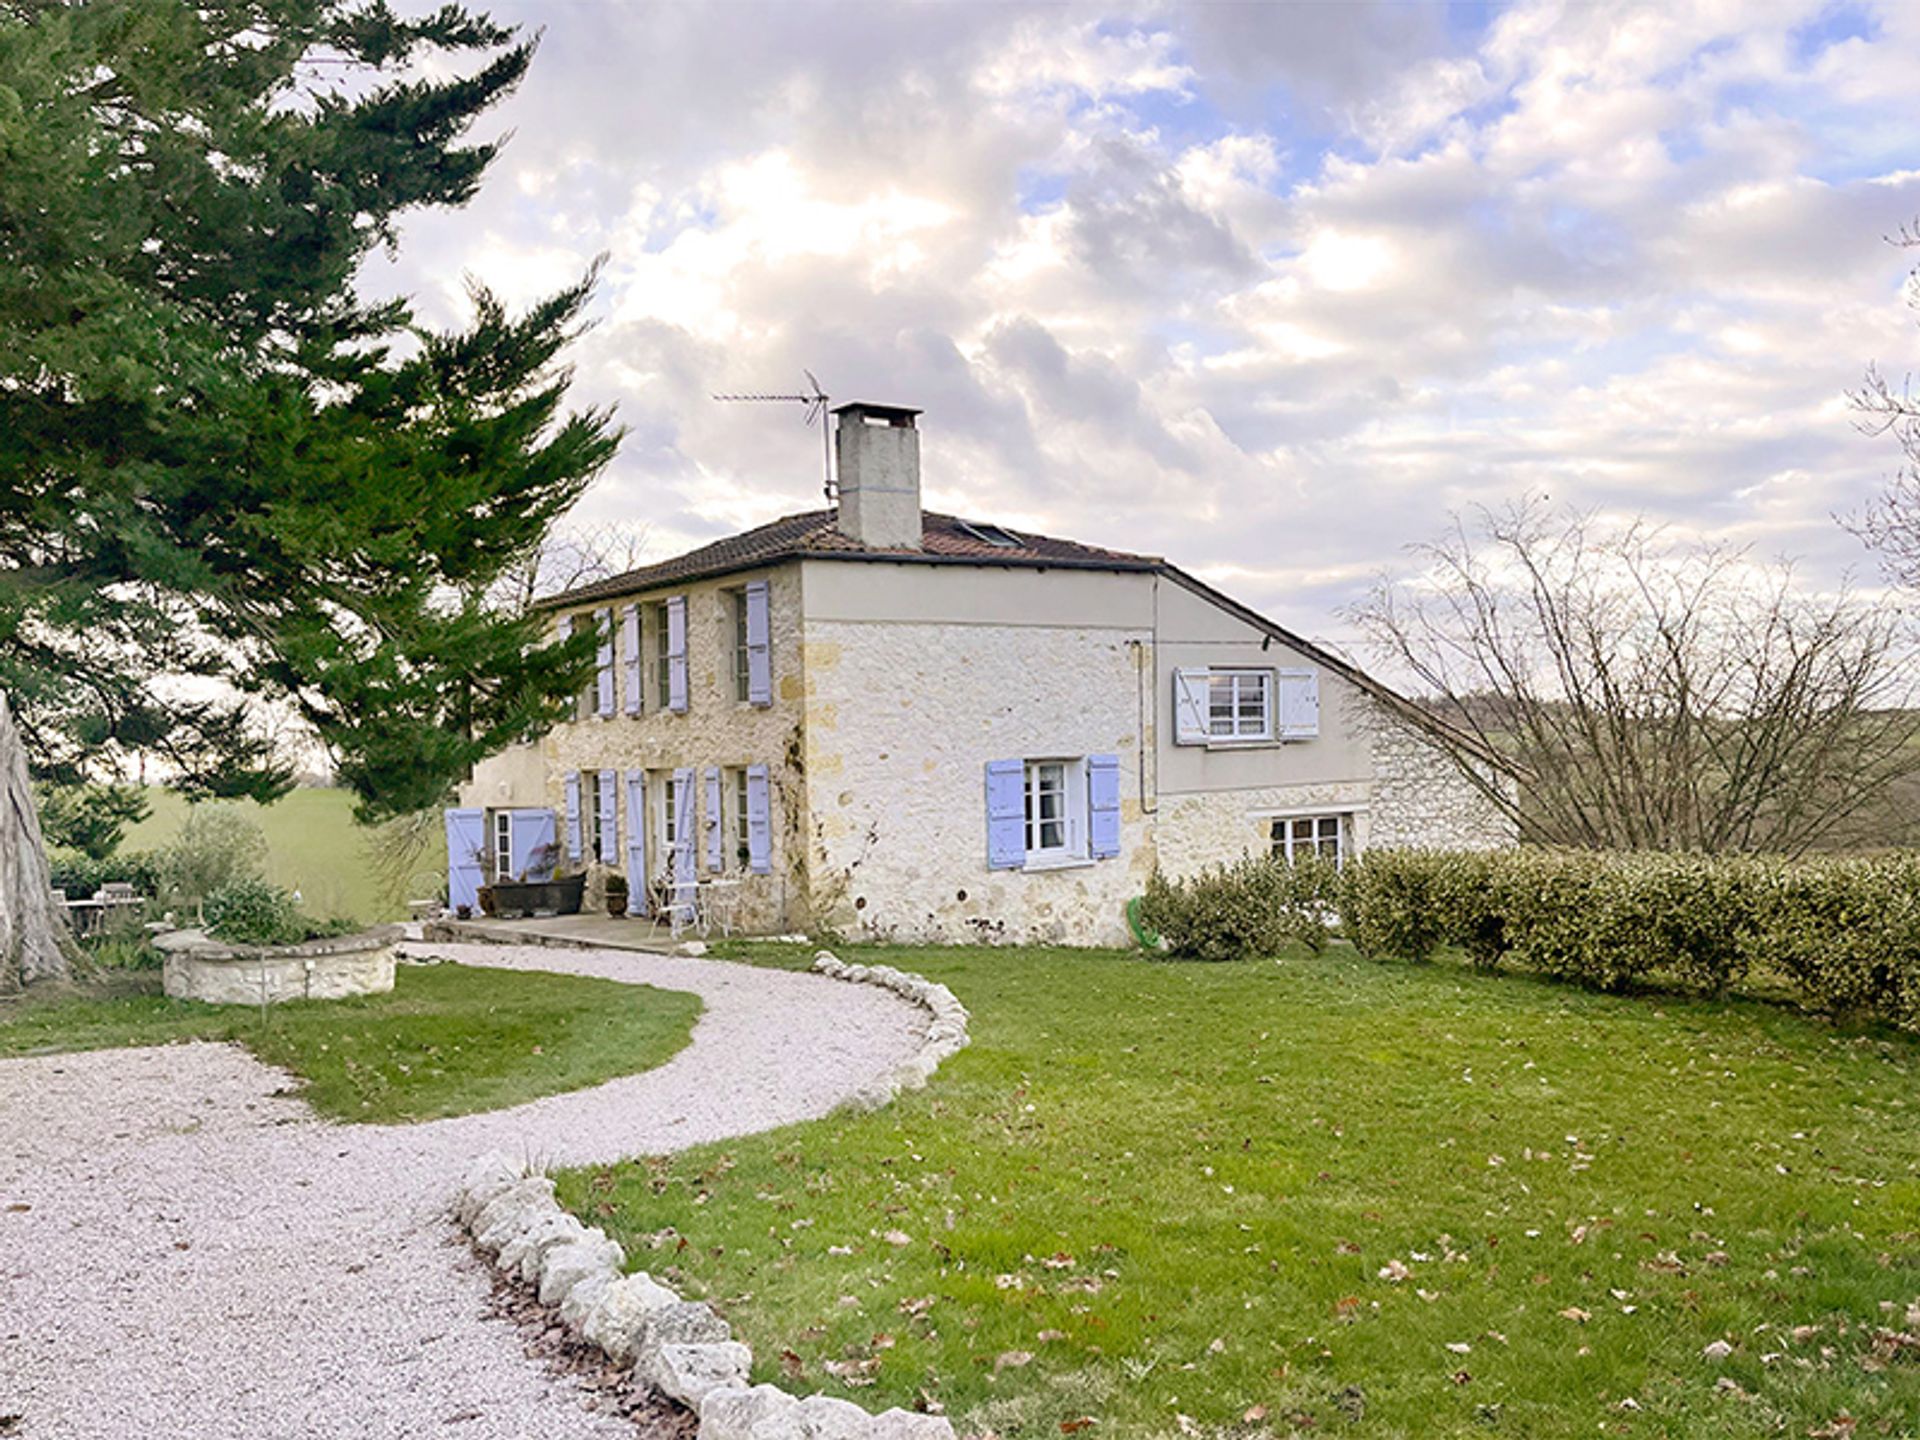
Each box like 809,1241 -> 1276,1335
447,402 -> 1513,946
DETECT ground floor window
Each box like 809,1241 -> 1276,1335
1271,813 -> 1346,866
1025,758 -> 1086,865
727,766 -> 751,870
492,810 -> 512,881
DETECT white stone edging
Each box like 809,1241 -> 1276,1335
449,951 -> 967,1440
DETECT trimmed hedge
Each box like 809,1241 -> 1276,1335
1142,848 -> 1920,1030
46,847 -> 163,901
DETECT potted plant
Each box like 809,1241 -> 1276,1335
605,872 -> 629,917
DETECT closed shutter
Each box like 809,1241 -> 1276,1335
704,766 -> 723,872
671,767 -> 697,923
745,580 -> 772,707
1278,668 -> 1320,739
507,808 -> 556,881
1087,754 -> 1122,859
563,771 -> 582,861
445,808 -> 486,912
745,764 -> 772,875
666,595 -> 688,713
596,770 -> 618,862
622,604 -> 642,714
595,608 -> 615,716
1172,668 -> 1209,744
623,771 -> 648,916
984,758 -> 1025,870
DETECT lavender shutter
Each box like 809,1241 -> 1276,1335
1278,668 -> 1320,739
666,595 -> 688,713
745,764 -> 772,875
622,603 -> 642,714
704,767 -> 723,872
507,808 -> 556,881
671,767 -> 697,924
597,770 -> 618,862
595,608 -> 615,716
444,808 -> 486,912
745,580 -> 772,707
623,771 -> 648,916
562,771 -> 582,861
984,759 -> 1025,870
1087,754 -> 1122,858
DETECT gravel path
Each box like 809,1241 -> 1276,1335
0,944 -> 926,1440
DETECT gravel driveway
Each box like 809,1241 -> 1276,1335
0,944 -> 926,1440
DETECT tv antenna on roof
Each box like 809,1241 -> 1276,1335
712,370 -> 836,502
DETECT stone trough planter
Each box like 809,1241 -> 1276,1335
160,924 -> 403,1006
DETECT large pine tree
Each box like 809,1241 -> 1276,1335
0,1 -> 611,983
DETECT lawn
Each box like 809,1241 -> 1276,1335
557,944 -> 1920,1440
122,785 -> 446,924
0,963 -> 701,1123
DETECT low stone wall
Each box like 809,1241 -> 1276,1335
162,926 -> 402,1006
451,951 -> 971,1440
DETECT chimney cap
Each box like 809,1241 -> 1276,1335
830,401 -> 922,425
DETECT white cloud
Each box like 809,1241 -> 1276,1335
363,0 -> 1920,640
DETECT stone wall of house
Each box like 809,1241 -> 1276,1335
1151,691 -> 1516,875
533,564 -> 811,934
1363,706 -> 1518,851
800,611 -> 1155,948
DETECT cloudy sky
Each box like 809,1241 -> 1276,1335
365,0 -> 1920,653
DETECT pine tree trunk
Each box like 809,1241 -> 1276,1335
0,692 -> 73,987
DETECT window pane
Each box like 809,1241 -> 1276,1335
1040,818 -> 1065,849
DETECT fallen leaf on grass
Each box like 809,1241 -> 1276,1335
1559,1307 -> 1592,1323
1059,1420 -> 1096,1434
1242,1406 -> 1268,1423
883,1230 -> 912,1247
995,1351 -> 1034,1372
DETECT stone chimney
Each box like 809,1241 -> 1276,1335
833,402 -> 922,550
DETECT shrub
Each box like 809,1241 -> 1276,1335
46,848 -> 163,901
1339,849 -> 1450,962
158,804 -> 265,911
203,877 -> 305,946
1140,855 -> 1335,962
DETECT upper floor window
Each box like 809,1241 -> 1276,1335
647,601 -> 673,710
1025,758 -> 1081,863
729,589 -> 752,703
1173,666 -> 1319,746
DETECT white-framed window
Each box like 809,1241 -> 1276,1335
646,602 -> 673,710
492,810 -> 512,881
728,766 -> 751,869
580,773 -> 598,861
1024,758 -> 1087,866
658,770 -> 679,851
1272,813 -> 1346,866
1208,669 -> 1271,741
728,590 -> 752,703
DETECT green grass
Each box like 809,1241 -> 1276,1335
557,945 -> 1920,1440
0,963 -> 700,1123
122,786 -> 446,924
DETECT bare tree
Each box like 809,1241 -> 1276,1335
1350,501 -> 1919,856
484,520 -> 652,616
1851,221 -> 1920,590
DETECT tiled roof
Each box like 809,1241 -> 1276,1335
541,509 -> 1163,608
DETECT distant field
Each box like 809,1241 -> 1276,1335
122,788 -> 446,925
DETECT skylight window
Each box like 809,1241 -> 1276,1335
956,520 -> 1021,548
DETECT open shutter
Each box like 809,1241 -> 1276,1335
623,771 -> 648,915
1278,668 -> 1320,739
703,767 -> 724,872
666,595 -> 688,713
1087,754 -> 1121,859
622,603 -> 642,714
507,808 -> 556,881
597,770 -> 618,862
563,771 -> 582,862
1172,669 -> 1209,745
984,759 -> 1026,870
671,767 -> 697,924
745,580 -> 772,707
745,764 -> 772,874
595,608 -> 615,717
445,808 -> 486,913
